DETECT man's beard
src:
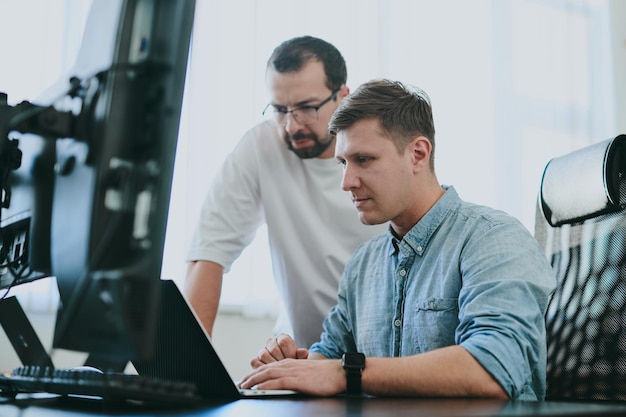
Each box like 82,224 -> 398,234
284,132 -> 335,159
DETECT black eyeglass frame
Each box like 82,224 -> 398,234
262,90 -> 339,125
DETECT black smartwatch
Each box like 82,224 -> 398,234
341,352 -> 366,396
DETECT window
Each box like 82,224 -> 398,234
0,0 -> 618,316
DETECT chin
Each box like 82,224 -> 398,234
289,146 -> 320,159
359,213 -> 384,226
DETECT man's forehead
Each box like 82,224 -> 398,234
335,130 -> 371,155
335,120 -> 390,154
266,62 -> 328,105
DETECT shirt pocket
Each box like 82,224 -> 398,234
413,297 -> 459,353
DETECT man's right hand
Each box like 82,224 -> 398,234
251,333 -> 309,368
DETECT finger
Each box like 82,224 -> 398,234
238,377 -> 256,390
274,333 -> 298,358
250,357 -> 265,369
237,374 -> 252,389
270,336 -> 290,361
296,348 -> 309,359
239,364 -> 290,391
268,337 -> 287,360
255,334 -> 298,366
238,367 -> 268,390
255,346 -> 279,364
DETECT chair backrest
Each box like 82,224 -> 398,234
535,134 -> 626,400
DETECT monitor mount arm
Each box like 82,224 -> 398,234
0,80 -> 83,209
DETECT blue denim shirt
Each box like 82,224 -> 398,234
309,186 -> 556,400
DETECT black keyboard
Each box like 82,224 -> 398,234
0,366 -> 202,405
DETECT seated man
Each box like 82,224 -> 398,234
238,79 -> 556,400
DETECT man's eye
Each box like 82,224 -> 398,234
357,156 -> 371,164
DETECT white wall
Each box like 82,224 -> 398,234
611,0 -> 626,134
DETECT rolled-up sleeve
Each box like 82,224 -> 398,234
457,221 -> 556,400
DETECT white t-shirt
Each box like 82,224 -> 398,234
187,121 -> 387,347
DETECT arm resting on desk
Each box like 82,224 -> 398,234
240,342 -> 507,399
360,346 -> 507,399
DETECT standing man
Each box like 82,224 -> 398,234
239,79 -> 556,400
185,36 -> 386,348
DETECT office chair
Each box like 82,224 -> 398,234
535,134 -> 626,400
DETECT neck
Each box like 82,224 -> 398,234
391,180 -> 444,238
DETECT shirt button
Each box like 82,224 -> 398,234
394,319 -> 402,327
417,245 -> 423,252
399,269 -> 407,277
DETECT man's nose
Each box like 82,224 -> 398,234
284,112 -> 304,135
341,164 -> 358,191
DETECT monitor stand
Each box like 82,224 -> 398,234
0,296 -> 127,372
0,296 -> 54,368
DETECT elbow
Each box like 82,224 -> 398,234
477,379 -> 510,400
489,387 -> 510,400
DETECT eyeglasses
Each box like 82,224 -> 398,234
262,90 -> 339,126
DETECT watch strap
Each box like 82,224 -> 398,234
345,367 -> 362,395
342,352 -> 365,396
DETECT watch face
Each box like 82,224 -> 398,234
342,352 -> 366,369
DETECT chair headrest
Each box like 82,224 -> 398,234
540,134 -> 626,227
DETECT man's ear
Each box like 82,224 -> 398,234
337,85 -> 350,101
409,136 -> 431,173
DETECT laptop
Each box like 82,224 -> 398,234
133,279 -> 298,400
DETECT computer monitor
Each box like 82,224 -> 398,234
0,0 -> 195,365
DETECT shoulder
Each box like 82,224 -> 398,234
447,195 -> 525,234
450,201 -> 547,264
434,186 -> 523,232
221,122 -> 291,172
232,122 -> 280,152
437,192 -> 538,253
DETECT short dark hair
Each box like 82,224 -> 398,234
267,36 -> 347,92
329,79 -> 436,168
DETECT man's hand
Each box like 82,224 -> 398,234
251,333 -> 309,368
239,358 -> 345,396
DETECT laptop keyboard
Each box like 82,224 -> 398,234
0,366 -> 203,405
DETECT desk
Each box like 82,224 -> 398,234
2,396 -> 626,417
